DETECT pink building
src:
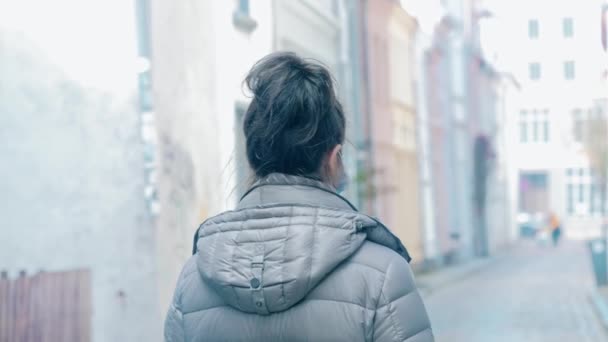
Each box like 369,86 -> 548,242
362,0 -> 425,262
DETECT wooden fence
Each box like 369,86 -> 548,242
0,269 -> 91,342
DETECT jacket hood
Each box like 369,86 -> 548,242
194,173 -> 410,315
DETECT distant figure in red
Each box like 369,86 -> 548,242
549,213 -> 562,246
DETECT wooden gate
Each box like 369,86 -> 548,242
0,269 -> 91,342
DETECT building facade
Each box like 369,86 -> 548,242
413,27 -> 441,265
0,6 -> 161,341
423,4 -> 478,263
485,0 -> 607,238
363,0 -> 425,262
418,0 -> 515,264
150,0 -> 278,314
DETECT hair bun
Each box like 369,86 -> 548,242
246,52 -> 321,98
242,52 -> 345,178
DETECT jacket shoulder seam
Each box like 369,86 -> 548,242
200,219 -> 355,238
175,265 -> 199,307
349,242 -> 404,274
377,260 -> 407,341
166,303 -> 185,341
347,261 -> 387,274
181,297 -> 375,316
379,288 -> 405,341
376,290 -> 416,310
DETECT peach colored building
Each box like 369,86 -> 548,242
364,0 -> 424,262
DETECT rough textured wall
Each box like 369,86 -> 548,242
0,33 -> 161,342
149,0 -> 222,313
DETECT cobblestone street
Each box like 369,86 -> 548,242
423,240 -> 608,342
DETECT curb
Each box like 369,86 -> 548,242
589,290 -> 608,330
416,257 -> 497,297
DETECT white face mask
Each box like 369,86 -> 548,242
335,169 -> 348,193
334,151 -> 348,193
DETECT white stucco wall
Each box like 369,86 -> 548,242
151,0 -> 275,314
486,0 -> 607,238
0,16 -> 161,342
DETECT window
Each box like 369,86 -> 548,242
566,168 -> 591,216
532,111 -> 539,141
597,105 -> 606,119
529,62 -> 541,80
590,183 -> 596,214
233,0 -> 257,33
238,0 -> 249,14
519,110 -> 528,142
519,172 -> 549,214
542,111 -> 550,142
564,61 -> 575,80
528,19 -> 539,39
592,105 -> 604,120
567,183 -> 574,215
520,109 -> 550,143
563,17 -> 573,38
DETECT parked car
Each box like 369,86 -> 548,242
518,212 -> 546,238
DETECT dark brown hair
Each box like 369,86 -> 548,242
243,52 -> 346,178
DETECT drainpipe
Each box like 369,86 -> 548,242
360,0 -> 377,216
341,0 -> 364,210
414,31 -> 439,263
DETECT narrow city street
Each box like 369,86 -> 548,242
424,240 -> 608,342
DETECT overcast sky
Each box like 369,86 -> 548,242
0,0 -> 138,94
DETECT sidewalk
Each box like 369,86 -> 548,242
424,240 -> 607,341
590,287 -> 608,331
415,254 -> 500,297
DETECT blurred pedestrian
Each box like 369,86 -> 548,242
163,52 -> 434,342
549,212 -> 562,247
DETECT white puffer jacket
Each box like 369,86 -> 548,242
164,173 -> 434,342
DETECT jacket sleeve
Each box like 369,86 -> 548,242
164,256 -> 198,342
164,303 -> 185,342
373,257 -> 434,342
